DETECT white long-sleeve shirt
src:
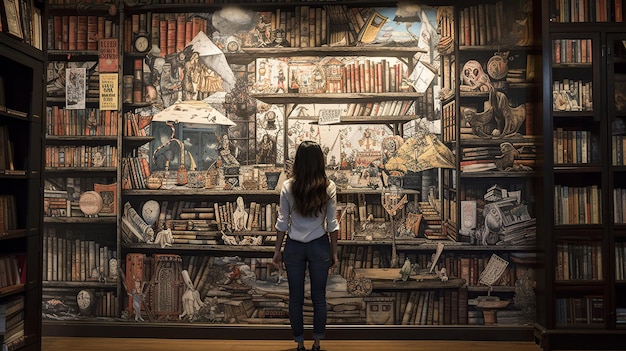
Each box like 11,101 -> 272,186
274,178 -> 340,243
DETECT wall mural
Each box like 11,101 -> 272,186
42,3 -> 536,329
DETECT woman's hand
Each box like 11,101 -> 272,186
272,250 -> 284,269
330,252 -> 339,269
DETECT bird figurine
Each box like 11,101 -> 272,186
394,258 -> 413,282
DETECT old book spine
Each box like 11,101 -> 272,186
133,59 -> 143,103
401,290 -> 416,325
77,16 -> 88,50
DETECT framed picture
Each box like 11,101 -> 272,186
1,0 -> 23,39
94,183 -> 117,216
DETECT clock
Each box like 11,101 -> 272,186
133,32 -> 151,53
77,289 -> 96,316
226,37 -> 240,53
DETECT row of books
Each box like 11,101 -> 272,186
0,295 -> 23,350
552,39 -> 593,64
554,128 -> 593,164
124,13 -> 205,56
0,0 -> 42,50
43,189 -> 70,217
555,240 -> 603,281
0,125 -> 16,174
612,188 -> 626,224
43,232 -> 117,282
0,296 -> 23,333
458,1 -> 516,47
1,320 -> 24,351
0,195 -> 16,234
552,79 -> 593,112
0,254 -> 25,290
617,307 -> 626,324
398,289 -> 468,325
216,200 -> 277,233
554,0 -> 623,23
555,296 -> 604,325
441,101 -> 456,143
45,145 -> 118,168
123,112 -> 151,138
335,101 -> 415,120
553,184 -> 602,225
337,59 -> 409,94
121,157 -> 151,190
46,107 -> 119,136
254,57 -> 411,96
611,135 -> 626,166
614,241 -> 626,280
47,15 -> 119,51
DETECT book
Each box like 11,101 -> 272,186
98,38 -> 118,73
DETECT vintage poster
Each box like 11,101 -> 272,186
65,67 -> 86,110
99,73 -> 118,111
98,38 -> 119,73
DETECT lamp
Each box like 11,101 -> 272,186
152,99 -> 235,186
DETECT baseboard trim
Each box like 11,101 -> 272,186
43,321 -> 534,341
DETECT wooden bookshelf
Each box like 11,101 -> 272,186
535,0 -> 626,349
0,6 -> 45,349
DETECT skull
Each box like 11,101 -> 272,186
461,60 -> 492,92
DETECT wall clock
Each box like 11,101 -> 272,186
77,289 -> 96,316
133,32 -> 151,53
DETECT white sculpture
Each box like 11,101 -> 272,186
179,270 -> 203,321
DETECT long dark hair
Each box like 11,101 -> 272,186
291,141 -> 329,217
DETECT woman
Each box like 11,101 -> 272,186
272,141 -> 339,351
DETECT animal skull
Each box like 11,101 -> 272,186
460,60 -> 492,92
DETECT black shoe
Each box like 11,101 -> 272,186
311,345 -> 321,351
296,346 -> 306,351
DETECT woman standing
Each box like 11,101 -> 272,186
273,141 -> 339,351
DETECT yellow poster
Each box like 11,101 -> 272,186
99,73 -> 119,111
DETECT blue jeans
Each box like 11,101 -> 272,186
283,235 -> 331,343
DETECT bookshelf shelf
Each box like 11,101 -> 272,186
43,217 -> 117,224
288,115 -> 418,124
46,50 -> 99,60
0,229 -> 27,241
44,167 -> 118,173
252,92 -> 424,104
0,284 -> 26,299
42,281 -> 117,289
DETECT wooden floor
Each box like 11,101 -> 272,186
42,337 -> 548,351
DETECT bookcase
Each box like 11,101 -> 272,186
0,0 -> 45,349
535,0 -> 626,349
42,4 -> 122,322
438,0 -> 541,332
41,0 -> 535,343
